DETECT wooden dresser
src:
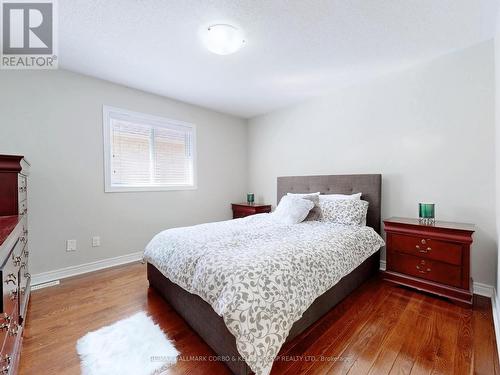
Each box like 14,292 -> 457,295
0,155 -> 31,374
383,217 -> 474,307
231,203 -> 272,219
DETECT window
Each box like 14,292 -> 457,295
103,106 -> 196,192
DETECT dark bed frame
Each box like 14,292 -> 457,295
147,174 -> 382,375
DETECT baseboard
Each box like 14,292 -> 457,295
474,282 -> 495,298
380,259 -> 386,271
379,260 -> 494,297
31,280 -> 60,291
31,251 -> 144,286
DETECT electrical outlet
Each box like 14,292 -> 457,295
92,236 -> 101,247
66,239 -> 77,252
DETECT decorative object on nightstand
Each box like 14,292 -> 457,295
418,203 -> 435,224
383,217 -> 474,307
231,203 -> 271,219
246,193 -> 255,205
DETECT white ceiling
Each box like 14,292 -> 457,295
60,0 -> 498,118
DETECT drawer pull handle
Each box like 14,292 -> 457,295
416,265 -> 432,274
9,323 -> 19,336
416,246 -> 432,253
9,290 -> 17,301
13,256 -> 22,267
4,274 -> 16,285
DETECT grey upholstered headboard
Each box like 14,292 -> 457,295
277,174 -> 382,234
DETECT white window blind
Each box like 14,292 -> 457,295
103,106 -> 196,192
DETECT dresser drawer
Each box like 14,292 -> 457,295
18,192 -> 26,205
1,246 -> 20,315
0,305 -> 19,374
17,175 -> 26,191
18,174 -> 27,206
18,258 -> 30,320
388,233 -> 462,266
0,314 -> 7,365
387,251 -> 462,288
18,201 -> 27,218
11,234 -> 25,262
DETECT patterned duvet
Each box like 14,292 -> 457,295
143,213 -> 385,375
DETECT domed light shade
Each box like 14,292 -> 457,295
203,24 -> 245,55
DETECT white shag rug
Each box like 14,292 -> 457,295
77,311 -> 179,375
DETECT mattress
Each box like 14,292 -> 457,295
143,213 -> 385,375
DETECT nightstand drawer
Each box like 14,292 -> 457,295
233,206 -> 259,218
388,233 -> 462,265
388,252 -> 462,288
231,203 -> 271,219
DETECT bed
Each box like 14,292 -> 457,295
145,174 -> 383,375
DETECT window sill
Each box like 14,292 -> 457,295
104,185 -> 198,193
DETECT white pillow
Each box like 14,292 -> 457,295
287,192 -> 320,221
287,192 -> 320,197
273,196 -> 315,224
319,192 -> 362,201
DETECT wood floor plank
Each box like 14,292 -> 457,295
324,288 -> 411,375
473,295 -> 500,375
19,263 -> 499,375
285,280 -> 394,375
453,301 -> 474,375
273,278 -> 386,374
387,300 -> 435,375
409,299 -> 460,375
366,292 -> 426,375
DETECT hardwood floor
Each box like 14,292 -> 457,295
20,262 -> 499,375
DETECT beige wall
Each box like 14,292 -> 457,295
248,41 -> 496,286
0,69 -> 248,275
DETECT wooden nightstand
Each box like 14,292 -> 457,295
231,203 -> 272,219
383,217 -> 474,307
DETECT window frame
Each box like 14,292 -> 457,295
103,105 -> 197,193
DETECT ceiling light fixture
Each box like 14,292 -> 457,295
203,24 -> 245,55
